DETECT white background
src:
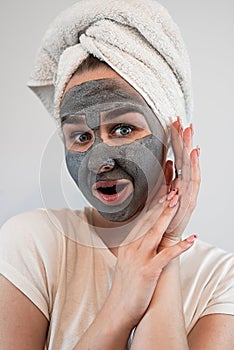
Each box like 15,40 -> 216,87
0,0 -> 233,251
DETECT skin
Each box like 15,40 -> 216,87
61,78 -> 166,222
1,66 -> 234,349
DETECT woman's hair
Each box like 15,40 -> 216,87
74,55 -> 109,76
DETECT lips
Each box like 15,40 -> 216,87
92,179 -> 133,206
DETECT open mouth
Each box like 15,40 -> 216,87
92,179 -> 133,206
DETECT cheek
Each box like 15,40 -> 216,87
100,136 -> 165,193
65,150 -> 85,185
120,136 -> 164,172
65,135 -> 164,192
129,139 -> 164,190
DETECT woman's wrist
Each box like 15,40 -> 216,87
103,291 -> 136,332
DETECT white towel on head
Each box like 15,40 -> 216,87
28,0 -> 193,133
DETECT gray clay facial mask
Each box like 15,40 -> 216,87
61,78 -> 166,222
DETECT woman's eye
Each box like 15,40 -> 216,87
112,124 -> 134,137
74,132 -> 92,143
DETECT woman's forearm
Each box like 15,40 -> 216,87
131,257 -> 188,350
73,294 -> 133,350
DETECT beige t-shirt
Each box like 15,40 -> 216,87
0,208 -> 234,349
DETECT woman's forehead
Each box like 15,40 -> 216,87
60,78 -> 147,117
64,66 -> 121,94
61,106 -> 151,130
60,77 -> 166,141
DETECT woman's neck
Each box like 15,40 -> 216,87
91,208 -> 139,252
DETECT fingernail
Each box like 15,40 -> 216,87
159,195 -> 167,204
190,123 -> 194,136
177,116 -> 181,125
167,188 -> 178,200
196,145 -> 200,157
186,234 -> 198,244
169,194 -> 179,207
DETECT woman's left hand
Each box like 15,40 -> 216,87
161,117 -> 201,246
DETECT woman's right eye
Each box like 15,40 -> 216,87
73,132 -> 92,144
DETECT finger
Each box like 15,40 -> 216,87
154,234 -> 197,268
181,126 -> 193,185
183,124 -> 193,153
122,202 -> 166,246
171,117 -> 183,172
177,146 -> 200,228
171,125 -> 193,220
137,196 -> 179,252
123,191 -> 179,248
173,125 -> 192,187
166,147 -> 200,234
188,146 -> 201,211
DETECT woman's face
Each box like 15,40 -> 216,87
61,67 -> 166,222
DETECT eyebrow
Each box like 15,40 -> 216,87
102,106 -> 144,122
61,115 -> 86,126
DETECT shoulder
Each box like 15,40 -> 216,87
181,239 -> 234,274
181,239 -> 234,287
181,239 -> 234,332
1,209 -> 61,248
181,239 -> 234,315
0,208 -> 90,262
0,207 -> 86,241
0,208 -> 89,318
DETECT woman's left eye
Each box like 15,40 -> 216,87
111,124 -> 135,137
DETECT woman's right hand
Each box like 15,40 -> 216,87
106,194 -> 196,329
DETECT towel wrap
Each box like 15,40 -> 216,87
28,0 -> 193,136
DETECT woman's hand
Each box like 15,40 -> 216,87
106,193 -> 196,330
161,117 -> 201,246
129,132 -> 200,348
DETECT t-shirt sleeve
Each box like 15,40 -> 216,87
181,240 -> 234,333
0,209 -> 62,320
201,250 -> 234,317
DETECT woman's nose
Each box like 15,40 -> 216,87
98,159 -> 115,173
87,142 -> 116,174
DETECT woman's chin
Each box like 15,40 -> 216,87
95,198 -> 147,225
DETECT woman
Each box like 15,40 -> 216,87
0,0 -> 233,349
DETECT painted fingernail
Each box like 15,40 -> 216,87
177,116 -> 181,125
185,234 -> 198,244
190,123 -> 194,136
196,145 -> 200,157
167,188 -> 178,200
169,194 -> 179,207
159,195 -> 167,204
